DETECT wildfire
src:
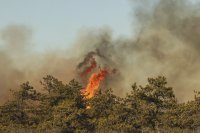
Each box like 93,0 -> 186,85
78,55 -> 108,99
80,57 -> 97,77
83,69 -> 108,99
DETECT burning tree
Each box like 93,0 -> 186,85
77,52 -> 112,99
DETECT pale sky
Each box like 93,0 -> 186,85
1,0 -> 200,52
0,0 -> 134,51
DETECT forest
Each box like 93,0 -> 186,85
0,75 -> 199,133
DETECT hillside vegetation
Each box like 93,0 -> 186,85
0,75 -> 200,133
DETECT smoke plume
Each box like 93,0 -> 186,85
1,0 -> 200,103
75,0 -> 200,101
0,25 -> 77,104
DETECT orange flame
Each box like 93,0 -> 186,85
83,69 -> 108,99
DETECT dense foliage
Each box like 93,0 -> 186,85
0,75 -> 199,133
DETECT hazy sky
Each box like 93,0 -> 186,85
0,0 -> 133,51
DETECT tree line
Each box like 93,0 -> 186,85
0,75 -> 200,133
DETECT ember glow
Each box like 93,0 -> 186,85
81,57 -> 97,77
83,69 -> 108,99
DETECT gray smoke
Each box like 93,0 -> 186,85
1,0 -> 200,103
73,0 -> 200,101
0,25 -> 77,104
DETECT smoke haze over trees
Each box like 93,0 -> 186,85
1,0 -> 200,103
1,1 -> 200,132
